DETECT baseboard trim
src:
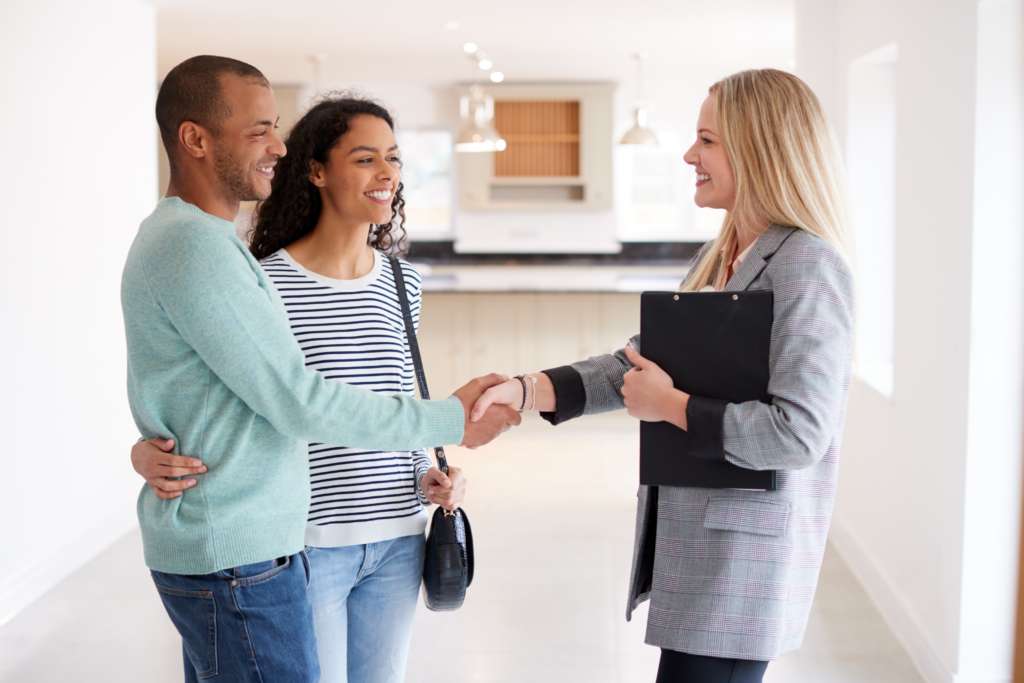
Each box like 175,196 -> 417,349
829,518 -> 957,683
0,506 -> 138,628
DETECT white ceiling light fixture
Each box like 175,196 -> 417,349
489,71 -> 504,83
620,52 -> 659,145
455,84 -> 506,153
455,44 -> 506,153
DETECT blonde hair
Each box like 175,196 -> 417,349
682,69 -> 855,292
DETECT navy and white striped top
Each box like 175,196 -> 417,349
260,248 -> 433,548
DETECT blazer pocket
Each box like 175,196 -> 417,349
703,497 -> 791,537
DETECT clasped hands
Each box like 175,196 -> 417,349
468,346 -> 690,430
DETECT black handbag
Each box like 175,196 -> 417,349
388,256 -> 474,612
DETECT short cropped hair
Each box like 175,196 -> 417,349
156,55 -> 269,170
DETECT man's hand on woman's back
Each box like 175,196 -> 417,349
131,437 -> 207,499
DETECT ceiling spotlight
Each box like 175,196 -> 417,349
444,21 -> 459,29
463,43 -> 478,53
489,71 -> 504,83
478,59 -> 493,70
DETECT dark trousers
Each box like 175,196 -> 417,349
151,552 -> 319,682
656,649 -> 768,683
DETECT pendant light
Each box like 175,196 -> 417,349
454,45 -> 506,153
620,53 -> 659,145
455,85 -> 506,152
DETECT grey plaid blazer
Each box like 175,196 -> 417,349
569,225 -> 855,660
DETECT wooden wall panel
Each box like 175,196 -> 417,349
419,292 -> 641,398
494,101 -> 580,177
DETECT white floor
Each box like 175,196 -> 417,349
0,416 -> 924,683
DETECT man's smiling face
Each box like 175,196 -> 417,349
210,75 -> 286,202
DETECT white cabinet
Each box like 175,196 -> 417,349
453,84 -> 620,254
456,84 -> 614,213
417,292 -> 640,398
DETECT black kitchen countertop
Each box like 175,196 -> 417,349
404,241 -> 703,266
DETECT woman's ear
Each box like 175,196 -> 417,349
308,159 -> 327,188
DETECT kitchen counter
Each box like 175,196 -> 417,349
406,241 -> 697,293
414,263 -> 689,293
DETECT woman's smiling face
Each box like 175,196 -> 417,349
684,95 -> 736,212
310,113 -> 400,226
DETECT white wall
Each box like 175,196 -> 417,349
961,0 -> 1024,675
797,0 -> 1024,681
0,0 -> 156,625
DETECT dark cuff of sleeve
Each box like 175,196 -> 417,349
686,396 -> 729,462
539,365 -> 585,426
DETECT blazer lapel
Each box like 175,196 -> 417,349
724,224 -> 799,292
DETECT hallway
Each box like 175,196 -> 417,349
0,416 -> 924,682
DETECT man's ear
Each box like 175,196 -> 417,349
178,121 -> 210,160
308,159 -> 327,188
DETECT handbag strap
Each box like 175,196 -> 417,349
388,255 -> 450,475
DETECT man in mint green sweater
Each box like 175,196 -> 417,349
122,56 -> 517,683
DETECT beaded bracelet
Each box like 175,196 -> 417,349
513,375 -> 528,413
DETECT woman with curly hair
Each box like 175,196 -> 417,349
134,95 -> 466,683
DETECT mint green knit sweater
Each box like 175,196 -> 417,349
122,198 -> 464,574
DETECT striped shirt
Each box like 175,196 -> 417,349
260,247 -> 433,548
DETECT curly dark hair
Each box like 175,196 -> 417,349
248,93 -> 407,260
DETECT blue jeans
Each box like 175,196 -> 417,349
305,534 -> 425,683
151,553 -> 319,682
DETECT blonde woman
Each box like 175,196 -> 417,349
473,69 -> 856,683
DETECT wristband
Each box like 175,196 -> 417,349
514,375 -> 528,413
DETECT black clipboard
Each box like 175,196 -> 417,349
639,290 -> 777,491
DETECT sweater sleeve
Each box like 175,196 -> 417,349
138,223 -> 464,451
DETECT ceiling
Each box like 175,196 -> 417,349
147,0 -> 795,86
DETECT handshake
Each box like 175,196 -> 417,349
133,372 -> 551,502
452,372 -> 547,449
